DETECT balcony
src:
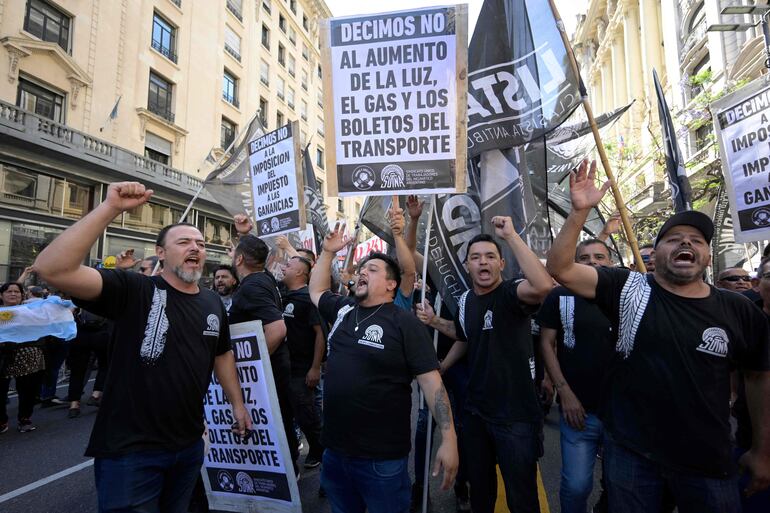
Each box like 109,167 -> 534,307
151,39 -> 178,63
680,19 -> 707,62
147,101 -> 175,123
0,99 -> 207,198
224,44 -> 241,62
226,0 -> 243,21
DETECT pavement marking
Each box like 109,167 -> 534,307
494,464 -> 550,513
0,459 -> 94,505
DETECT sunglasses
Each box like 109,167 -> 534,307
721,275 -> 751,282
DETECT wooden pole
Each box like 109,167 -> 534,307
547,0 -> 646,273
422,293 -> 442,513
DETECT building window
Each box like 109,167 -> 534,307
144,132 -> 172,165
301,70 -> 308,91
226,0 -> 242,21
0,165 -> 92,221
259,97 -> 268,126
300,100 -> 307,121
16,78 -> 65,123
290,0 -> 296,14
221,117 -> 237,149
288,54 -> 296,77
302,15 -> 309,31
317,116 -> 324,136
224,25 -> 241,61
151,12 -> 177,62
288,27 -> 296,45
24,0 -> 71,52
276,110 -> 284,127
148,71 -> 174,122
287,87 -> 295,109
278,43 -> 286,66
317,89 -> 323,107
338,198 -> 344,213
261,24 -> 270,49
277,76 -> 285,100
302,43 -> 310,61
222,70 -> 238,107
317,178 -> 324,195
262,0 -> 271,14
695,124 -> 713,152
317,64 -> 322,79
279,14 -> 287,32
316,148 -> 324,169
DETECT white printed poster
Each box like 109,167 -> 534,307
713,77 -> 770,243
320,5 -> 468,196
202,321 -> 301,513
249,122 -> 306,237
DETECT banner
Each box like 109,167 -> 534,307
466,0 -> 581,156
320,6 -> 468,196
302,146 -> 330,253
249,122 -> 305,237
354,235 -> 388,263
296,224 -> 317,254
712,76 -> 770,243
654,69 -> 692,212
202,321 -> 301,513
711,185 -> 761,275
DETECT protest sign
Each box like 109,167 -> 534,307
297,224 -> 317,254
202,321 -> 301,513
713,77 -> 770,243
354,235 -> 388,263
249,122 -> 305,237
320,6 -> 468,196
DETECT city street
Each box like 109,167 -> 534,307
0,380 -> 600,513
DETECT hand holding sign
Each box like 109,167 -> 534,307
406,195 -> 423,220
389,206 -> 406,237
234,214 -> 254,235
231,403 -> 252,437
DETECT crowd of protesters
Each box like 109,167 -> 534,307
1,165 -> 769,513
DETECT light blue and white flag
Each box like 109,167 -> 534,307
0,296 -> 76,343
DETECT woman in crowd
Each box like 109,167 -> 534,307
0,282 -> 46,433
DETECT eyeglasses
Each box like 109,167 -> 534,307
720,275 -> 751,282
139,267 -> 150,273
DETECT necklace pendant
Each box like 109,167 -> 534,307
354,326 -> 358,332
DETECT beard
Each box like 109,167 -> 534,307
216,285 -> 233,296
172,264 -> 202,284
657,256 -> 705,285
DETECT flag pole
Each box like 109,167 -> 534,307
547,0 -> 646,272
421,292 -> 441,513
421,196 -> 436,306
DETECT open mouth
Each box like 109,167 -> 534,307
672,249 -> 696,264
478,269 -> 491,279
184,255 -> 201,265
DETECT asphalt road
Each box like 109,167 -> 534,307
0,380 -> 601,513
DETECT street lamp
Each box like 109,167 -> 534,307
707,3 -> 770,69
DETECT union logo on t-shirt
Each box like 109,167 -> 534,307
696,327 -> 729,358
358,324 -> 385,349
283,302 -> 295,318
203,314 -> 220,337
482,310 -> 493,330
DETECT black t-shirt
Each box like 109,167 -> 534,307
318,291 -> 439,459
282,286 -> 322,377
229,271 -> 291,376
536,287 -> 615,413
733,304 -> 768,450
74,270 -> 231,457
594,268 -> 770,477
454,280 -> 542,424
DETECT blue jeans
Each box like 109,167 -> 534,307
604,434 -> 740,513
321,449 -> 411,513
560,412 -> 604,513
463,412 -> 542,513
94,439 -> 204,513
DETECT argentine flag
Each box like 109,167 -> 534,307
0,296 -> 77,343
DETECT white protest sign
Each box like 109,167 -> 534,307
713,77 -> 770,243
354,235 -> 388,263
249,122 -> 306,237
202,321 -> 301,513
297,224 -> 317,254
320,5 -> 468,196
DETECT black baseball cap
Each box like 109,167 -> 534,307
654,211 -> 714,247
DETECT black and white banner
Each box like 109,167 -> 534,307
321,6 -> 468,196
466,0 -> 581,156
713,77 -> 770,243
202,321 -> 301,513
249,123 -> 305,237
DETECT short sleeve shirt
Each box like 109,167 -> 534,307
536,287 -> 615,413
593,267 -> 770,477
454,280 -> 542,424
74,270 -> 231,457
318,292 -> 438,459
282,286 -> 322,377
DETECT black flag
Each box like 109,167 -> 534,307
654,69 -> 692,212
466,0 -> 581,156
301,145 -> 329,253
